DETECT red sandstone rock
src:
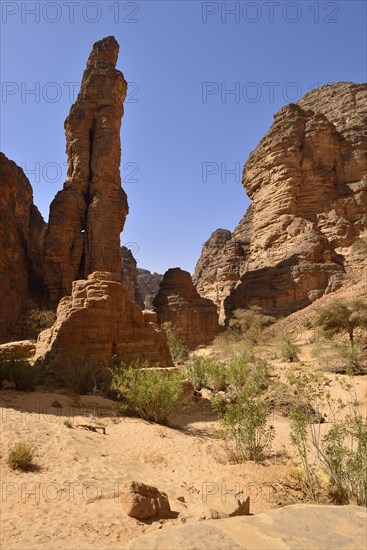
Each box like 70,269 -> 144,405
0,153 -> 46,340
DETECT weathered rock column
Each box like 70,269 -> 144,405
44,36 -> 128,307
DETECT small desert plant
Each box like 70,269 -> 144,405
162,322 -> 189,361
7,443 -> 36,471
64,420 -> 73,429
281,335 -> 300,362
110,363 -> 183,425
212,358 -> 274,462
226,355 -> 272,397
0,356 -> 39,391
185,356 -> 226,391
59,351 -> 112,394
289,373 -> 367,506
316,299 -> 367,346
213,395 -> 275,462
229,307 -> 275,344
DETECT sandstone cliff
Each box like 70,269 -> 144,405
44,36 -> 128,307
0,153 -> 46,341
34,271 -> 173,373
194,82 -> 367,321
153,268 -> 220,348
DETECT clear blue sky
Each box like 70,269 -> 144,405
1,1 -> 366,274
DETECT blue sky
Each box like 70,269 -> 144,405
1,0 -> 366,274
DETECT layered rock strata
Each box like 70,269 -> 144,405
194,82 -> 367,320
33,272 -> 173,372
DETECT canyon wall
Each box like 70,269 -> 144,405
194,82 -> 367,321
0,153 -> 46,340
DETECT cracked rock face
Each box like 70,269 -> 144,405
44,36 -> 128,308
194,82 -> 367,320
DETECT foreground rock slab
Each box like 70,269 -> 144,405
125,504 -> 367,550
120,481 -> 172,520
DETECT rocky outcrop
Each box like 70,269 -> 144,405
33,272 -> 173,373
44,37 -> 128,307
193,222 -> 251,324
121,248 -> 163,309
126,504 -> 367,550
0,153 -> 46,341
194,83 -> 367,320
137,269 -> 163,310
153,268 -> 220,348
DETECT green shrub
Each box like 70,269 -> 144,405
211,356 -> 274,463
162,322 -> 189,361
213,396 -> 275,462
185,356 -> 226,391
110,364 -> 183,425
186,354 -> 272,397
7,443 -> 36,471
226,355 -> 271,398
0,356 -> 39,391
289,373 -> 367,506
316,299 -> 367,346
226,307 -> 275,345
281,335 -> 299,362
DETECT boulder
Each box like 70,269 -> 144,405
120,481 -> 172,520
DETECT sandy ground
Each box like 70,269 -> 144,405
1,352 -> 366,549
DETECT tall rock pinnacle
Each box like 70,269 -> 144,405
44,36 -> 128,307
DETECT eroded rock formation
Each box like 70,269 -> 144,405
120,248 -> 163,309
0,153 -> 46,340
153,268 -> 220,348
121,246 -> 140,303
44,36 -> 128,307
194,82 -> 367,320
34,272 -> 173,372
